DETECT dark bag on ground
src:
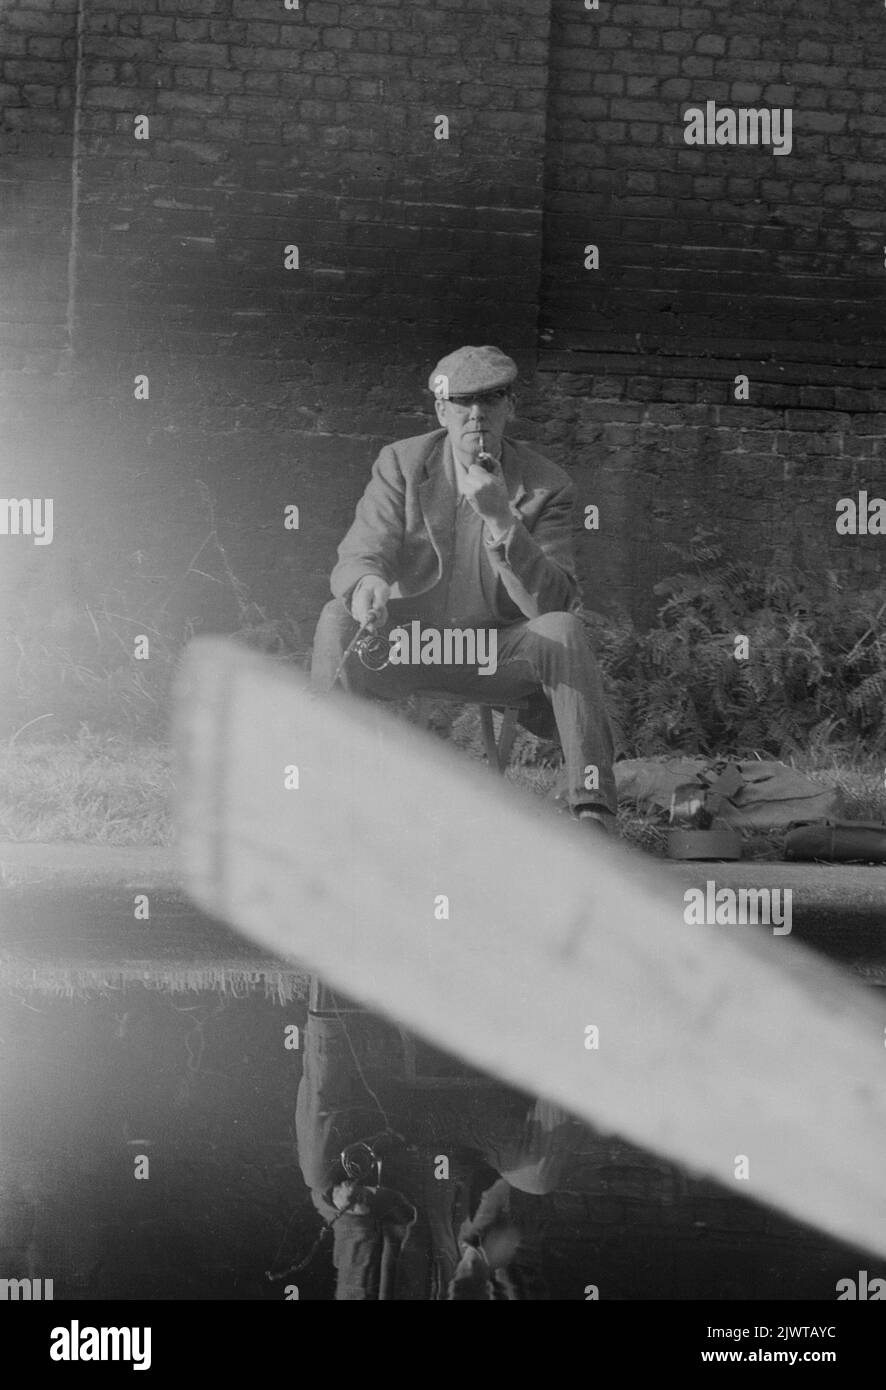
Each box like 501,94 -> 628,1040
783,819 -> 886,863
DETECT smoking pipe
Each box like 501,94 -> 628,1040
476,430 -> 495,472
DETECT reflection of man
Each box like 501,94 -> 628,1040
295,1004 -> 583,1299
445,1096 -> 577,1300
295,1011 -> 416,1300
311,345 -> 617,833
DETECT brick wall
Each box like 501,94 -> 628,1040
0,0 -> 82,670
1,0 -> 552,657
0,0 -> 76,399
2,0 -> 885,676
541,0 -> 886,350
535,0 -> 886,619
522,358 -> 886,624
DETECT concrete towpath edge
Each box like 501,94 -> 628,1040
2,840 -> 886,907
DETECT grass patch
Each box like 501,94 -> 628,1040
0,729 -> 174,846
2,720 -> 884,859
790,753 -> 886,822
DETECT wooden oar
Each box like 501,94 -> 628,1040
174,637 -> 886,1255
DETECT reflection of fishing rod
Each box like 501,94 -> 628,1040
265,1224 -> 333,1283
264,1197 -> 362,1283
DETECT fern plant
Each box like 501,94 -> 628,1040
586,530 -> 886,760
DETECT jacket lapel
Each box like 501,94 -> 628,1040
417,435 -> 457,579
501,437 -> 528,514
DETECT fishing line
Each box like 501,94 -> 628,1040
331,993 -> 394,1134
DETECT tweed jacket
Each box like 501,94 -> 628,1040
330,428 -> 581,621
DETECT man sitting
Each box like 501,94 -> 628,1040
311,344 -> 617,833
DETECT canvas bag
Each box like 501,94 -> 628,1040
612,757 -> 838,830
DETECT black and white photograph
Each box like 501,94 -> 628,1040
1,0 -> 885,1358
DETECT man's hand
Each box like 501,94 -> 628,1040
459,462 -> 513,536
332,1180 -> 370,1215
351,575 -> 391,629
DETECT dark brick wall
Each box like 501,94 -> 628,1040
1,1 -> 81,657
541,0 -> 886,350
1,0 -> 552,650
0,0 -> 77,406
522,356 -> 886,624
2,0 -> 885,663
534,0 -> 886,620
73,0 -> 550,364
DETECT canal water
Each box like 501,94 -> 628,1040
0,889 -> 874,1300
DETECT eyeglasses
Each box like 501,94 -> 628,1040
444,389 -> 512,408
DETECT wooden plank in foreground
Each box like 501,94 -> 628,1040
174,637 -> 886,1256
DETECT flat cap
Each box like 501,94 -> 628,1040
428,345 -> 518,398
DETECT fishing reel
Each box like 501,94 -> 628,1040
331,608 -> 393,687
340,1141 -> 379,1184
352,625 -> 392,671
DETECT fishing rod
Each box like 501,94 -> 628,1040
330,610 -> 392,687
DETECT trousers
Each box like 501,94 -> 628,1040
310,598 -> 617,814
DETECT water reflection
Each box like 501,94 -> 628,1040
286,980 -> 587,1299
0,902 -> 869,1301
